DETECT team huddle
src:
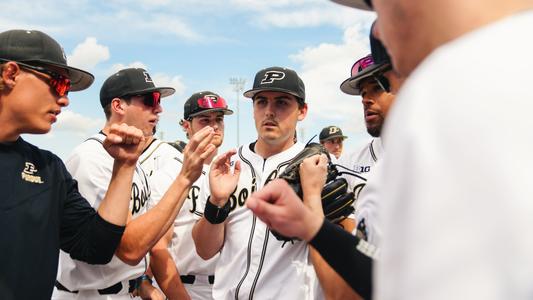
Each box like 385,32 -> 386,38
3,0 -> 533,299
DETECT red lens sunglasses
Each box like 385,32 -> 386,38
15,61 -> 71,97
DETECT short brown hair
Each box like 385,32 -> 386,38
103,97 -> 132,120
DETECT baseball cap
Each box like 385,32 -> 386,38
100,68 -> 175,108
319,126 -> 348,142
183,91 -> 233,120
243,66 -> 305,102
340,23 -> 392,95
330,0 -> 373,10
0,29 -> 94,91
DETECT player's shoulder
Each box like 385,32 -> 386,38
66,133 -> 111,166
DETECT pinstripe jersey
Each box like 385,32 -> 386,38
145,141 -> 219,282
55,133 -> 151,294
199,142 -> 322,300
338,137 -> 383,243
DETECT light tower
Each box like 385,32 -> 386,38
229,77 -> 246,147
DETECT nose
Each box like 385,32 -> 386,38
361,95 -> 375,108
154,102 -> 163,114
57,95 -> 69,107
265,102 -> 275,118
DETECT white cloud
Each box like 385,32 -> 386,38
67,37 -> 110,70
152,73 -> 186,96
109,62 -> 148,75
291,22 -> 372,138
54,110 -> 104,136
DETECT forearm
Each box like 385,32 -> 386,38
97,160 -> 137,225
310,218 -> 362,300
116,175 -> 192,265
192,218 -> 225,260
309,220 -> 375,300
151,246 -> 190,300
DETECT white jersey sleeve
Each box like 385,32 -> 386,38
376,13 -> 533,300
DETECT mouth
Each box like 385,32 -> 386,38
47,109 -> 60,123
262,120 -> 278,127
365,110 -> 379,122
149,118 -> 159,126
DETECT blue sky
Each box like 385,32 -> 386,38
2,0 -> 376,158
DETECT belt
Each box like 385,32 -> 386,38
55,280 -> 136,295
180,275 -> 215,285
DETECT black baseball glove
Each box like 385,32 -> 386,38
271,143 -> 355,242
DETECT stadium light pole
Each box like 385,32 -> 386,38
229,77 -> 246,147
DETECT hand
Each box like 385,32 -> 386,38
102,123 -> 146,166
209,150 -> 241,206
179,126 -> 217,184
132,280 -> 165,300
299,154 -> 328,212
246,179 -> 324,242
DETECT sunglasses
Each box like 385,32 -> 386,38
16,61 -> 71,97
132,91 -> 161,107
197,95 -> 228,109
351,55 -> 375,77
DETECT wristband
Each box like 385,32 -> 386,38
135,274 -> 153,289
204,199 -> 230,224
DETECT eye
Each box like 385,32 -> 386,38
216,117 -> 224,123
254,98 -> 267,107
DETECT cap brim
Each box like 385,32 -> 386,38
243,87 -> 303,101
188,108 -> 234,118
123,86 -> 176,98
339,63 -> 388,95
321,135 -> 348,142
25,59 -> 95,91
330,0 -> 373,11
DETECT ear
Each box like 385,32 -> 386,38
1,62 -> 21,89
297,103 -> 308,121
110,98 -> 126,116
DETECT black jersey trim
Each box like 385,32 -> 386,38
248,226 -> 270,300
369,140 -> 378,163
139,139 -> 163,164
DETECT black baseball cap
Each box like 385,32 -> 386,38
0,29 -> 94,91
243,66 -> 305,102
100,68 -> 175,108
183,91 -> 233,120
319,126 -> 348,142
330,0 -> 373,10
340,22 -> 392,95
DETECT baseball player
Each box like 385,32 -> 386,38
149,91 -> 233,299
53,68 -> 216,299
337,28 -> 399,244
319,126 -> 347,159
192,67 -> 325,299
336,0 -> 533,299
0,29 -> 146,300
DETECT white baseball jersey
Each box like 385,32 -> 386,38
54,133 -> 151,297
146,141 -> 219,296
139,138 -> 181,178
375,12 -> 533,300
337,138 -> 383,243
199,142 -> 322,300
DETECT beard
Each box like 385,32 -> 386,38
366,121 -> 383,137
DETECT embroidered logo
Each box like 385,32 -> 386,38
21,162 -> 44,184
329,126 -> 340,134
143,71 -> 153,83
261,71 -> 285,84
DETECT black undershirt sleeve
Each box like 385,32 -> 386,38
309,220 -> 374,300
58,161 -> 125,264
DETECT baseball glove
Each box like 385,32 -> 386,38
271,143 -> 355,242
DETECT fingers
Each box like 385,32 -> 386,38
187,126 -> 214,152
105,123 -> 144,145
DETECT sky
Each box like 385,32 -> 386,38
2,0 -> 377,159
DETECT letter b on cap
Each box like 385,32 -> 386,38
261,71 -> 285,84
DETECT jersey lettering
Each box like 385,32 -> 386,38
188,185 -> 200,214
131,182 -> 149,215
